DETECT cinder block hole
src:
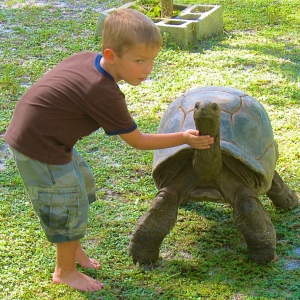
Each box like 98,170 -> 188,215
178,13 -> 201,20
165,20 -> 186,25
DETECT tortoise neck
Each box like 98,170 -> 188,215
193,132 -> 222,181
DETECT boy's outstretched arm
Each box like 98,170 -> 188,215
119,128 -> 214,150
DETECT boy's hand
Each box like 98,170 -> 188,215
183,129 -> 214,149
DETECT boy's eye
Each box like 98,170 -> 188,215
136,60 -> 143,63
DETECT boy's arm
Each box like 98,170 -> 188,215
119,128 -> 214,150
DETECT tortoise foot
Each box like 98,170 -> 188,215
268,188 -> 299,210
129,188 -> 179,265
129,241 -> 160,265
248,248 -> 277,265
267,171 -> 299,209
234,186 -> 277,264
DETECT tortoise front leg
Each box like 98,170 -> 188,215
129,187 -> 179,265
234,186 -> 277,265
267,170 -> 299,209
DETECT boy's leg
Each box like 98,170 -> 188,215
10,147 -> 103,291
53,240 -> 103,292
72,149 -> 100,270
75,240 -> 100,269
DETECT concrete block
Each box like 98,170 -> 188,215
95,2 -> 223,49
155,19 -> 196,49
178,5 -> 223,39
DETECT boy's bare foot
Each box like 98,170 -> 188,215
78,257 -> 101,269
53,269 -> 104,292
75,246 -> 101,269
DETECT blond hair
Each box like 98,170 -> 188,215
102,8 -> 162,56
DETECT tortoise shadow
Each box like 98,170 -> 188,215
152,202 -> 300,298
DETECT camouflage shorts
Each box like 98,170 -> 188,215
10,147 -> 96,243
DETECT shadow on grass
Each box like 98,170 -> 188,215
169,202 -> 300,298
186,31 -> 300,105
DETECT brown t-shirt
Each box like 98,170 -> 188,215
4,52 -> 137,165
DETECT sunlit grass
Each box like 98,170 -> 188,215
0,0 -> 299,299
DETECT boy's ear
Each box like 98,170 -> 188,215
103,48 -> 116,64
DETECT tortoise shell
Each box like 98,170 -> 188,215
152,86 -> 278,194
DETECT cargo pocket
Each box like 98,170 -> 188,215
38,189 -> 80,230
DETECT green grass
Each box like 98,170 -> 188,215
0,0 -> 299,299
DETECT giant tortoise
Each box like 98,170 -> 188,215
129,86 -> 299,265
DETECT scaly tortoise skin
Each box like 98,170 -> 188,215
129,86 -> 299,265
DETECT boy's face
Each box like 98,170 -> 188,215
111,44 -> 160,86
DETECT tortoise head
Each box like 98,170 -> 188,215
193,100 -> 222,181
193,100 -> 221,137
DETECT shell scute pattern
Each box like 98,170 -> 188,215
153,86 -> 278,193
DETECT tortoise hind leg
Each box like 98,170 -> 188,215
129,187 -> 179,265
266,170 -> 299,209
234,186 -> 277,264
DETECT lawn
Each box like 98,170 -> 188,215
0,0 -> 299,299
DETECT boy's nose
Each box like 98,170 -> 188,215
144,62 -> 153,75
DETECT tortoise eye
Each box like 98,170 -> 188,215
212,103 -> 218,111
195,102 -> 200,109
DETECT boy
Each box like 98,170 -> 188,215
4,9 -> 213,292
